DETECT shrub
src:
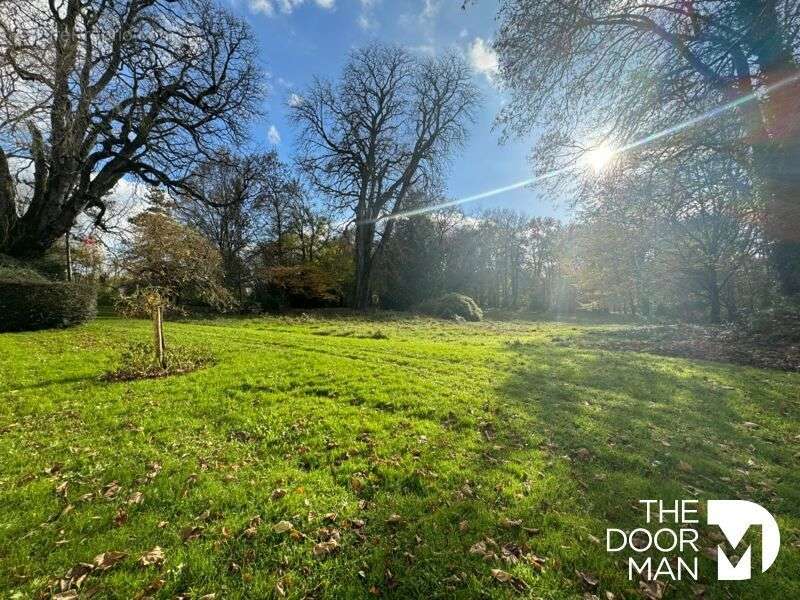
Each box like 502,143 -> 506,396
0,279 -> 97,331
103,342 -> 214,381
416,293 -> 483,322
253,265 -> 342,310
0,254 -> 48,282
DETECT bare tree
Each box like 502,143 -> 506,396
492,0 -> 800,296
176,151 -> 288,300
291,43 -> 479,309
0,0 -> 262,258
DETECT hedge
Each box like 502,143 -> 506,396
0,280 -> 97,332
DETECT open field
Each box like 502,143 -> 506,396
1,315 -> 799,599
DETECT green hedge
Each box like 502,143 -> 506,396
0,280 -> 97,332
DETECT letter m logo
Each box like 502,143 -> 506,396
707,500 -> 780,580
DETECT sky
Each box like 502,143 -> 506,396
224,0 -> 565,219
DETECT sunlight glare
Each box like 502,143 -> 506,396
586,144 -> 615,173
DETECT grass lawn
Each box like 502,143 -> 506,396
1,315 -> 799,599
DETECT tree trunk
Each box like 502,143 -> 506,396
708,268 -> 722,324
64,231 -> 73,282
353,222 -> 375,310
737,1 -> 800,297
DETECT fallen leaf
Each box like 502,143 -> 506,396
181,525 -> 203,542
127,491 -> 144,505
271,488 -> 287,500
500,517 -> 523,529
577,570 -> 599,591
92,551 -> 126,571
101,481 -> 121,499
139,546 -> 165,567
113,508 -> 128,527
639,579 -> 667,600
386,513 -> 403,525
273,520 -> 294,534
490,568 -> 528,591
55,480 -> 69,497
312,539 -> 339,558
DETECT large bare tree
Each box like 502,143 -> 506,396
491,0 -> 800,296
291,43 -> 478,309
0,0 -> 262,258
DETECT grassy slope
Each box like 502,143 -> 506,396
0,316 -> 798,599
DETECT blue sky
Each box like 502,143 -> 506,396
226,0 -> 564,219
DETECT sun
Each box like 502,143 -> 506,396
586,144 -> 616,173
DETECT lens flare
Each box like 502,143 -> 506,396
586,144 -> 615,172
364,71 -> 800,225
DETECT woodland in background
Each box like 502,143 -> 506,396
1,1 -> 797,326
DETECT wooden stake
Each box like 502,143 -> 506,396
152,305 -> 165,367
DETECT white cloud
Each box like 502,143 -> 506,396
420,0 -> 439,20
357,14 -> 375,30
356,0 -> 378,31
288,93 -> 304,107
249,0 -> 275,15
248,0 -> 333,16
468,37 -> 499,81
268,125 -> 282,145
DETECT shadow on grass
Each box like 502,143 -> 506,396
493,340 -> 800,598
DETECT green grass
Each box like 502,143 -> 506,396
1,315 -> 798,599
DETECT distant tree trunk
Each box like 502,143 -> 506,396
708,268 -> 722,324
737,1 -> 800,297
64,231 -> 73,282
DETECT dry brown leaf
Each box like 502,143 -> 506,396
386,513 -> 403,525
271,488 -> 287,500
113,508 -> 128,527
127,491 -> 144,505
139,546 -> 165,567
577,570 -> 599,591
92,551 -> 127,571
181,525 -> 203,542
55,480 -> 69,497
102,481 -> 121,499
500,517 -> 523,529
273,520 -> 294,534
490,568 -> 528,591
312,539 -> 339,558
639,579 -> 667,600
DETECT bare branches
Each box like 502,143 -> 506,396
291,43 -> 479,308
0,0 -> 263,257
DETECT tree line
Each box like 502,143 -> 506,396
2,0 -> 798,324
